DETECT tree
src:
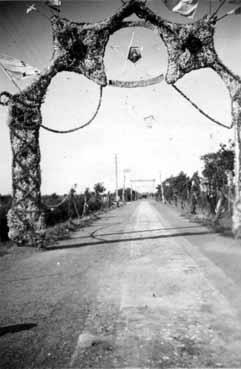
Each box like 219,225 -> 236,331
94,182 -> 106,196
173,171 -> 190,202
201,142 -> 234,216
163,172 -> 190,206
201,142 -> 234,190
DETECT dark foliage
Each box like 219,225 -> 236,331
0,195 -> 12,241
201,143 -> 234,190
158,142 -> 235,220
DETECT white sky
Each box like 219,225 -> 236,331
0,1 -> 240,194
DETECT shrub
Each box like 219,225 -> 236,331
0,196 -> 12,242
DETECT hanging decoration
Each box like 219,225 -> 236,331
128,46 -> 142,64
172,84 -> 231,129
40,86 -> 103,134
108,74 -> 164,88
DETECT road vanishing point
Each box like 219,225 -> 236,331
1,199 -> 241,368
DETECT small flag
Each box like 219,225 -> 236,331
45,0 -> 61,12
162,0 -> 199,18
26,4 -> 37,14
0,54 -> 40,80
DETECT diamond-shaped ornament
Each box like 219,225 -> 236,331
128,46 -> 142,64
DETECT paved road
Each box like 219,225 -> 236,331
1,200 -> 241,368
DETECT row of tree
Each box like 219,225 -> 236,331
156,141 -> 234,220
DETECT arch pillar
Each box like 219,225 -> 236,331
7,101 -> 44,246
211,60 -> 241,238
232,97 -> 241,237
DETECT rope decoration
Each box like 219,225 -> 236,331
108,74 -> 164,88
43,195 -> 69,210
40,86 -> 103,134
172,84 -> 232,129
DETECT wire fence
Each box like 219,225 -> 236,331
0,191 -> 116,242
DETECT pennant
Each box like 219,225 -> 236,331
0,55 -> 40,80
45,0 -> 61,12
163,0 -> 199,18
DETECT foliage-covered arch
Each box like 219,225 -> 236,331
0,0 -> 240,245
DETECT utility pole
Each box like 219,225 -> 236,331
122,172 -> 126,202
115,154 -> 119,205
160,172 -> 165,203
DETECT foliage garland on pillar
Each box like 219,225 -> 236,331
0,0 -> 241,245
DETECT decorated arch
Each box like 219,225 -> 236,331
0,0 -> 241,245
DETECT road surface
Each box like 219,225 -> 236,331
1,200 -> 241,368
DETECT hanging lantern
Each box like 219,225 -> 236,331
128,46 -> 142,64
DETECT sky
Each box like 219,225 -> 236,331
0,0 -> 240,194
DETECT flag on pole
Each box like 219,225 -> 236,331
45,0 -> 61,12
0,54 -> 40,80
162,0 -> 199,18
